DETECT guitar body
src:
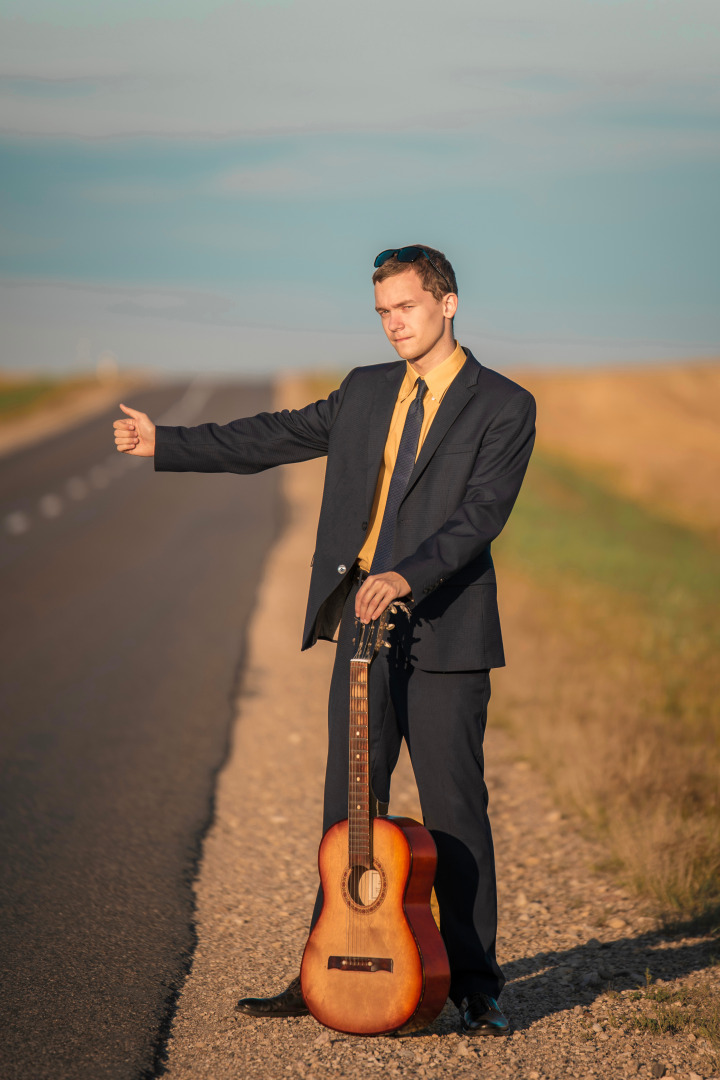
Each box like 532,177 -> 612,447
301,815 -> 450,1035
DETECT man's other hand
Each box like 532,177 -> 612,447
355,571 -> 411,625
113,404 -> 156,457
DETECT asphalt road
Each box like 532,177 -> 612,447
0,382 -> 283,1079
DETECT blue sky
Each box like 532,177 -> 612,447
1,0 -> 719,374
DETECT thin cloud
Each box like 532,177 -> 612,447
81,180 -> 187,203
209,121 -> 720,204
1,0 -> 718,159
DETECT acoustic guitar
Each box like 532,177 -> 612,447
300,606 -> 450,1035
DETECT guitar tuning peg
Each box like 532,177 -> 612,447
389,604 -> 397,614
384,640 -> 391,648
386,623 -> 394,630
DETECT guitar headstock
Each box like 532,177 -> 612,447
351,602 -> 409,663
352,610 -> 390,663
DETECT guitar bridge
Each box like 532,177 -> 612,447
327,955 -> 393,973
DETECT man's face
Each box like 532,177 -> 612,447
374,268 -> 451,363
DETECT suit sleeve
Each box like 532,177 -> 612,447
153,372 -> 353,474
392,389 -> 536,600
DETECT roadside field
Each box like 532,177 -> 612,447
0,373 -> 101,420
493,361 -> 720,922
513,361 -> 720,536
0,370 -> 147,458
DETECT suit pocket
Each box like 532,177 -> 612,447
438,569 -> 496,589
433,441 -> 478,456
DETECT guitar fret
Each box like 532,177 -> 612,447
348,621 -> 389,857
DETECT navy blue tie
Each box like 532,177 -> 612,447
370,378 -> 426,574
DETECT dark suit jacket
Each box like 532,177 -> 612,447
154,350 -> 535,671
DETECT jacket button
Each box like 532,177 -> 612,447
361,522 -> 368,531
337,564 -> 347,574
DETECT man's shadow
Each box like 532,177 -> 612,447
404,834 -> 717,1036
386,630 -> 718,1034
499,922 -> 718,1030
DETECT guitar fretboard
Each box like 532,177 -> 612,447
348,659 -> 370,866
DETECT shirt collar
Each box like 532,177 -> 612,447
399,340 -> 467,403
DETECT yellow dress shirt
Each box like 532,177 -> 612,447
357,341 -> 467,572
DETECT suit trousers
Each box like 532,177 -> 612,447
311,580 -> 504,1004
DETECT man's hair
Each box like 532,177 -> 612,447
372,245 -> 458,302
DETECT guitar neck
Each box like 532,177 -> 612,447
348,659 -> 371,866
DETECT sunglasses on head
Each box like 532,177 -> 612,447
373,247 -> 452,293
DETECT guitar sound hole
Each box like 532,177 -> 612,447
343,864 -> 386,911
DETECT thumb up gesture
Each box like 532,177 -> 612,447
113,403 -> 156,457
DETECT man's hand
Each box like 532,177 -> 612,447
113,404 -> 156,457
355,571 -> 411,625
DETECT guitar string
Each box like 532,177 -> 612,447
349,637 -> 362,961
352,650 -> 362,959
352,652 -> 359,962
349,621 -> 378,964
351,625 -> 369,961
352,653 -> 359,959
359,648 -> 369,961
348,656 -> 355,960
354,639 -> 367,954
360,665 -> 367,963
356,644 -> 366,960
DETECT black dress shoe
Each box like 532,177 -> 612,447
235,975 -> 309,1018
459,992 -> 510,1036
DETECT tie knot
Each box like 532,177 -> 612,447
414,378 -> 426,401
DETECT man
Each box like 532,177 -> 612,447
113,245 -> 535,1035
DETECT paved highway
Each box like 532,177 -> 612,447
0,382 -> 282,1079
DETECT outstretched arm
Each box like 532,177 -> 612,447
111,372 -> 355,474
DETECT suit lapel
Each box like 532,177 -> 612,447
402,352 -> 481,500
365,363 -> 405,512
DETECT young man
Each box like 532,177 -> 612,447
113,245 -> 535,1035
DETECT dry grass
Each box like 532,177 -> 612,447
511,359 -> 720,535
623,970 -> 720,1046
493,360 -> 720,923
0,370 -> 149,459
492,560 -> 720,922
0,373 -> 102,421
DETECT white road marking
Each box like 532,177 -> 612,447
105,453 -> 128,476
66,477 -> 88,500
39,494 -> 63,518
156,378 -> 212,427
89,465 -> 109,489
5,511 -> 30,535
